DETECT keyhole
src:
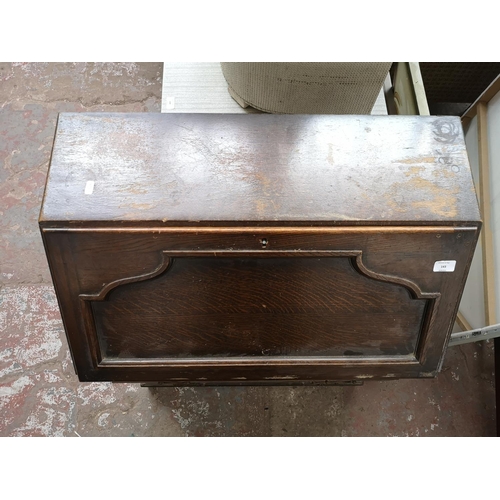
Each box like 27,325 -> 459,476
260,238 -> 268,248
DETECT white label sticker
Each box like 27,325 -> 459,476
84,181 -> 94,195
166,96 -> 175,110
433,260 -> 456,272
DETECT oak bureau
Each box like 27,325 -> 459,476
39,113 -> 481,385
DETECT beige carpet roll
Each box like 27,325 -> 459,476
221,62 -> 392,114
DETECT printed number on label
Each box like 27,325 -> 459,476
433,260 -> 456,272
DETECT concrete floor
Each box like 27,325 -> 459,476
0,62 -> 496,436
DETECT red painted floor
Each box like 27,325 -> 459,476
0,63 -> 495,436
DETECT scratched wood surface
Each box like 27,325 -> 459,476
38,113 -> 482,383
40,113 -> 480,226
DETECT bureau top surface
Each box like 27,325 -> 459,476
40,113 -> 480,226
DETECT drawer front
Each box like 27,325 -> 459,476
41,226 -> 479,383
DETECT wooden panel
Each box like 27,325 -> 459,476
38,113 -> 482,384
478,102 -> 497,325
459,114 -> 486,329
38,224 -> 480,382
89,255 -> 427,360
392,62 -> 430,116
462,74 -> 500,125
40,113 -> 480,226
456,311 -> 473,331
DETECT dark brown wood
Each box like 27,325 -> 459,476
140,380 -> 364,387
40,113 -> 480,227
90,254 -> 427,359
39,113 -> 481,384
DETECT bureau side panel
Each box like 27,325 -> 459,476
40,229 -> 97,378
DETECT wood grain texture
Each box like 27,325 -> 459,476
477,103 -> 497,325
40,113 -> 480,226
40,225 -> 479,382
462,74 -> 500,122
456,311 -> 473,332
89,255 -> 427,359
38,113 -> 482,384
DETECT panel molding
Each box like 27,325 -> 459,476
80,255 -> 173,301
79,249 -> 440,370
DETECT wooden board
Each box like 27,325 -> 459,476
477,102 -> 497,325
41,113 -> 480,227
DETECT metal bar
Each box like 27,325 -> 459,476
448,323 -> 500,347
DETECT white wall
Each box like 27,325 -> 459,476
488,91 -> 500,322
460,95 -> 500,328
